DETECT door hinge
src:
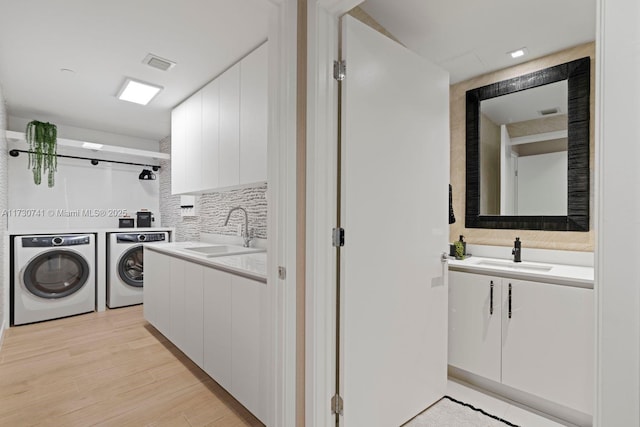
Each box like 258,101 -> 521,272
278,266 -> 286,280
333,60 -> 346,81
332,227 -> 345,247
331,394 -> 344,415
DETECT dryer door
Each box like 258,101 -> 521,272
23,250 -> 90,298
118,246 -> 144,287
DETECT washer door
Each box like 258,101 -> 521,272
23,250 -> 90,299
118,246 -> 144,288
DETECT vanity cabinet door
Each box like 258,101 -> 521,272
501,279 -> 594,415
448,271 -> 502,382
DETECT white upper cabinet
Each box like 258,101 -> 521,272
239,43 -> 268,184
171,101 -> 188,195
183,91 -> 203,193
171,42 -> 268,195
201,79 -> 220,190
218,62 -> 241,188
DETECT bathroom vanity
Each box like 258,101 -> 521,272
448,255 -> 594,426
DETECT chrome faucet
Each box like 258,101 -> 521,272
224,207 -> 252,247
512,237 -> 522,263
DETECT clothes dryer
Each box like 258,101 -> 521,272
13,234 -> 96,325
107,231 -> 169,308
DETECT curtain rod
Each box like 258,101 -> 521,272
8,149 -> 161,171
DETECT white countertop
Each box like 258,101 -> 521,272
448,256 -> 594,288
145,241 -> 267,283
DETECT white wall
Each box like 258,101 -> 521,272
7,145 -> 160,231
596,0 -> 640,425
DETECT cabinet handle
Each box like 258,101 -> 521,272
508,283 -> 512,319
489,281 -> 494,315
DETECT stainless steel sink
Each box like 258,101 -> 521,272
183,245 -> 265,257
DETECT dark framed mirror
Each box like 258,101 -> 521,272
465,57 -> 590,231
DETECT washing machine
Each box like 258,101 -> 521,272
13,234 -> 96,325
107,231 -> 170,308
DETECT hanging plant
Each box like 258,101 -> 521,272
25,120 -> 57,187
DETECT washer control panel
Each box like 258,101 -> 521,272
21,235 -> 91,247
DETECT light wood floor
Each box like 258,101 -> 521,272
0,305 -> 263,427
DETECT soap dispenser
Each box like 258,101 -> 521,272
512,237 -> 522,263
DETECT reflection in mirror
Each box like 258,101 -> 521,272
465,56 -> 590,231
480,81 -> 568,216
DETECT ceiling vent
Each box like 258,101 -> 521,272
142,54 -> 176,72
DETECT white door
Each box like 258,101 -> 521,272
339,15 -> 450,427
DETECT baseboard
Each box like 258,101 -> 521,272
449,366 -> 592,427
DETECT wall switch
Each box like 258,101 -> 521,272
237,224 -> 242,236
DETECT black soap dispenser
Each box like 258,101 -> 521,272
513,237 -> 522,263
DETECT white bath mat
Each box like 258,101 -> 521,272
406,396 -> 520,427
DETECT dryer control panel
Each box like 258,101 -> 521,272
116,233 -> 167,243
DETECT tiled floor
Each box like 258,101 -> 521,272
444,379 -> 572,427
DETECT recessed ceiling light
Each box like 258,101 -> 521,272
508,47 -> 528,59
117,78 -> 163,105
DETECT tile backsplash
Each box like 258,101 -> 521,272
159,136 -> 267,242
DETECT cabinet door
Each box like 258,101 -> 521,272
218,62 -> 240,188
184,92 -> 203,193
169,257 -> 186,350
143,250 -> 171,336
501,280 -> 594,414
183,262 -> 204,367
201,79 -> 220,190
171,102 -> 188,194
448,271 -> 502,382
239,42 -> 268,184
203,268 -> 233,391
231,275 -> 266,422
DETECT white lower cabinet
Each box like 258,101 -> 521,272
501,278 -> 593,415
144,250 -> 266,423
231,275 -> 266,422
143,249 -> 171,336
183,262 -> 204,367
449,270 -> 594,415
203,267 -> 232,390
448,272 -> 502,382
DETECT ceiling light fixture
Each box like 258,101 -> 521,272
82,142 -> 103,150
117,78 -> 163,105
508,47 -> 528,59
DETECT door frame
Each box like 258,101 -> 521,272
266,0 -> 299,426
305,1 -> 362,426
594,0 -> 640,425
